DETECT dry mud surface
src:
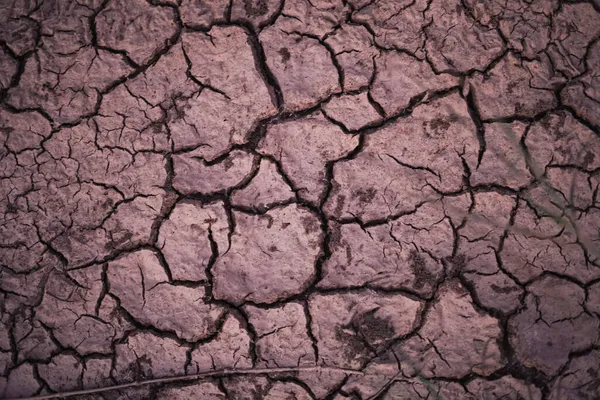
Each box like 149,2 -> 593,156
1,0 -> 600,399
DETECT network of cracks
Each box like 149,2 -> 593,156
1,0 -> 600,399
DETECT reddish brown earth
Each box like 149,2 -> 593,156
1,0 -> 600,399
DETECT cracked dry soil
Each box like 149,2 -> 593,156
1,0 -> 600,399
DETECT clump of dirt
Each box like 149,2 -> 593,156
409,249 -> 436,289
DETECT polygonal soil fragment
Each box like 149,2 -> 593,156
172,150 -> 256,195
524,173 -> 594,219
96,0 -> 178,65
244,302 -> 315,367
99,387 -> 152,399
501,201 -> 600,284
2,331 -> 12,375
569,207 -> 600,265
104,194 -> 167,249
264,382 -> 313,400
13,310 -> 57,362
294,368 -> 349,399
170,26 -> 276,159
353,0 -> 431,55
309,291 -> 422,369
325,93 -> 477,221
182,26 -> 276,112
156,380 -> 226,400
108,249 -> 227,342
325,154 -> 438,222
188,314 -> 252,373
0,215 -> 48,277
83,358 -> 112,390
7,42 -> 132,125
334,352 -> 398,398
502,111 -> 600,271
509,275 -> 599,376
31,0 -> 95,54
561,45 -> 600,129
324,24 -> 378,91
8,117 -> 168,267
276,0 -> 348,37
157,201 -> 229,281
168,90 -> 260,160
231,158 -> 295,210
395,281 -> 504,378
125,43 -> 196,107
370,51 -> 459,115
37,136 -> 166,267
322,201 -> 454,297
0,265 -> 49,308
376,377 -> 539,400
455,191 -> 516,275
43,121 -> 168,199
547,167 -> 596,210
222,376 -> 270,400
213,204 -> 323,305
260,27 -> 341,111
467,53 -> 558,119
548,3 -> 600,78
1,364 -> 40,399
0,1 -> 38,56
322,92 -> 383,131
526,111 -> 600,173
0,49 -> 17,90
93,84 -> 170,153
424,0 -> 504,73
589,281 -> 600,317
35,267 -> 130,355
258,111 -> 359,205
466,376 -> 542,400
464,0 -> 557,58
463,271 -> 524,314
179,0 -> 228,28
380,380 -> 470,399
536,171 -> 596,216
38,354 -> 82,393
548,350 -> 600,400
470,121 -> 534,189
0,109 -> 51,153
113,331 -> 188,383
231,0 -> 282,29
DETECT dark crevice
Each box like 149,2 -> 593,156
463,89 -> 487,168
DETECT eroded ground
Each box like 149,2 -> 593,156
1,0 -> 600,399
